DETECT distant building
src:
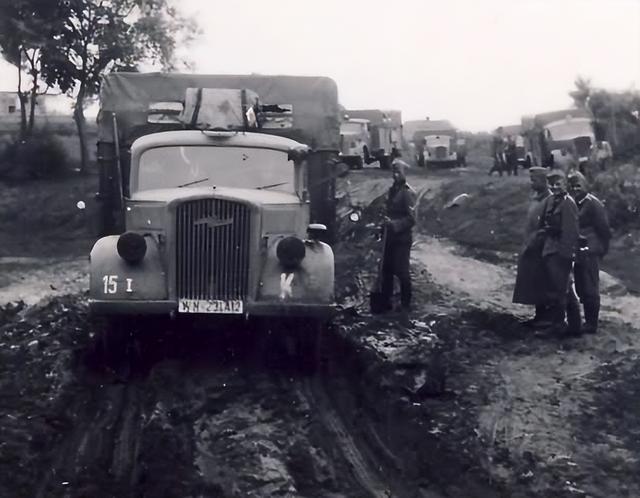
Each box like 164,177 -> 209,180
0,91 -> 73,116
0,91 -> 20,115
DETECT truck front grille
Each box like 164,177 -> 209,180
435,146 -> 447,159
176,199 -> 251,300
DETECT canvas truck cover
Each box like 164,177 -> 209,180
98,72 -> 340,148
525,108 -> 593,129
404,119 -> 455,142
345,109 -> 402,127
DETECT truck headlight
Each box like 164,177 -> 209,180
117,232 -> 147,264
276,236 -> 306,269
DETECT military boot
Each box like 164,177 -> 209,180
565,296 -> 582,336
582,298 -> 600,334
536,304 -> 567,336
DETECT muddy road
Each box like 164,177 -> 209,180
3,158 -> 640,497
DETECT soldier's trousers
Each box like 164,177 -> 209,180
543,254 -> 580,328
574,252 -> 600,302
381,241 -> 412,309
574,252 -> 601,330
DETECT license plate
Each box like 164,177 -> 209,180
178,299 -> 243,314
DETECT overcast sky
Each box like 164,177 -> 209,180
1,0 -> 639,131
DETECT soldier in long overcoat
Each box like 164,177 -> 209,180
513,167 -> 552,326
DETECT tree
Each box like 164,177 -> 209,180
0,0 -> 61,137
569,76 -> 593,110
41,0 -> 197,171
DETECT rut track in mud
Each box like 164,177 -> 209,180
2,305 -> 406,498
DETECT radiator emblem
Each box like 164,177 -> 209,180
194,215 -> 234,228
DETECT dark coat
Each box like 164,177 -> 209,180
513,189 -> 551,304
385,181 -> 416,244
539,192 -> 579,260
575,193 -> 611,256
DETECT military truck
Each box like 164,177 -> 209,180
91,72 -> 341,357
521,109 -> 598,168
344,109 -> 402,169
407,119 -> 458,167
339,116 -> 371,169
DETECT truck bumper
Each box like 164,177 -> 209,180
89,299 -> 176,315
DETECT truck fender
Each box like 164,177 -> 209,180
258,236 -> 334,303
90,235 -> 167,301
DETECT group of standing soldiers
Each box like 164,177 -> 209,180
489,129 -> 520,177
513,167 -> 612,335
375,156 -> 612,337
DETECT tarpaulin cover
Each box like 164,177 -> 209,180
530,108 -> 592,129
345,109 -> 402,127
98,72 -> 340,148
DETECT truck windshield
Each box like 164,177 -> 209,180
341,122 -> 366,134
137,146 -> 294,192
426,135 -> 451,147
546,119 -> 593,141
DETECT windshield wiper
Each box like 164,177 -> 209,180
176,178 -> 209,188
255,181 -> 289,190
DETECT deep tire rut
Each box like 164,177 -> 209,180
299,377 -> 391,498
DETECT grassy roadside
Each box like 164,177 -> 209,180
0,173 -> 99,258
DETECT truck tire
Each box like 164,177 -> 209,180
91,315 -> 134,376
295,319 -> 324,374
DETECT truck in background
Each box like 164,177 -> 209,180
339,116 -> 370,169
521,108 -> 610,170
406,119 -> 458,167
344,109 -> 402,169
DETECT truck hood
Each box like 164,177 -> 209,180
130,186 -> 301,206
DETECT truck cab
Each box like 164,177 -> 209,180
339,117 -> 370,169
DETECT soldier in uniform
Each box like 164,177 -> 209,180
538,169 -> 581,335
567,171 -> 612,334
381,159 -> 416,313
513,167 -> 552,327
488,127 -> 506,176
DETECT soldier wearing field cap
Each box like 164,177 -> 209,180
567,171 -> 611,334
537,169 -> 581,335
513,167 -> 552,326
381,158 -> 416,314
